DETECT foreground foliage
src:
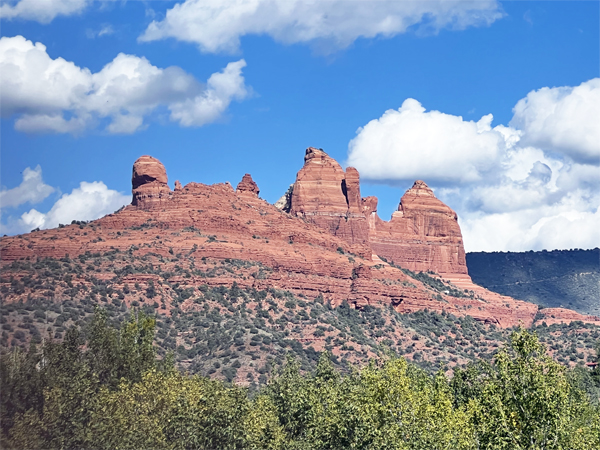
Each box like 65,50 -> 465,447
1,310 -> 599,449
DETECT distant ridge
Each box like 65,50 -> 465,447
467,248 -> 600,316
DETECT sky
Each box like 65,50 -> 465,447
1,0 -> 599,253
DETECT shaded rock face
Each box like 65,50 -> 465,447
236,174 -> 260,196
288,148 -> 370,256
274,184 -> 293,213
369,180 -> 468,275
132,155 -> 171,208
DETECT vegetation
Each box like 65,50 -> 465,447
1,312 -> 598,449
378,256 -> 468,298
467,248 -> 600,316
1,252 -> 598,384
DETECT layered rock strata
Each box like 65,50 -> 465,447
2,152 -> 597,328
368,180 -> 468,276
132,155 -> 171,208
236,174 -> 260,196
287,148 -> 370,256
282,149 -> 467,276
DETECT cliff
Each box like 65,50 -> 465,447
368,180 -> 467,276
1,152 -> 597,328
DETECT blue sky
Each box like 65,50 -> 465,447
1,0 -> 599,252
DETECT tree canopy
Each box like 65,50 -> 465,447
1,309 -> 598,449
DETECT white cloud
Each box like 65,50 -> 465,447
0,0 -> 90,24
139,0 -> 503,54
0,165 -> 55,208
347,79 -> 600,252
510,78 -> 600,165
0,35 -> 250,134
169,59 -> 248,126
17,181 -> 130,232
347,99 -> 506,184
459,194 -> 600,252
86,23 -> 115,39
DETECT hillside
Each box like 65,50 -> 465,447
1,150 -> 599,385
467,249 -> 600,316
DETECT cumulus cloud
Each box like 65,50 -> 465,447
459,195 -> 600,252
0,0 -> 90,24
3,181 -> 130,234
347,79 -> 600,252
0,35 -> 250,134
0,166 -> 55,208
347,99 -> 506,184
510,78 -> 600,165
139,0 -> 503,53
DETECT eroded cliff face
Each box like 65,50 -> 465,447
236,174 -> 260,196
369,180 -> 468,276
2,152 -> 597,328
284,149 -> 466,276
287,148 -> 370,256
132,155 -> 171,208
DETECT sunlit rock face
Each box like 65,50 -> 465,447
286,148 -> 466,275
4,150 -> 597,329
131,155 -> 171,208
236,174 -> 260,197
288,147 -> 370,257
369,180 -> 468,276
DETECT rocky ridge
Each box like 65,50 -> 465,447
1,151 -> 597,329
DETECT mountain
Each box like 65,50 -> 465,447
1,148 -> 598,383
467,249 -> 600,316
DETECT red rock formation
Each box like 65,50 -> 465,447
287,148 -> 370,255
368,180 -> 467,276
285,151 -> 465,275
236,174 -> 260,196
1,151 -> 595,329
132,155 -> 171,208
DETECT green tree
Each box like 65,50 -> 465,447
467,328 -> 599,449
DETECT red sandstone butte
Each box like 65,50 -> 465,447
287,148 -> 370,255
236,174 -> 260,196
1,150 -> 597,328
283,148 -> 466,277
368,180 -> 467,277
132,155 -> 171,208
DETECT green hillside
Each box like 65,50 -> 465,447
467,248 -> 600,316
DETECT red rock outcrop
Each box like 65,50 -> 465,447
132,155 -> 171,208
287,148 -> 370,256
1,151 -> 596,329
284,150 -> 465,276
236,174 -> 259,196
368,180 -> 468,276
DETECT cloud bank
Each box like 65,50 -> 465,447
1,171 -> 130,235
19,181 -> 130,231
0,35 -> 249,134
140,0 -> 503,53
0,0 -> 90,24
347,79 -> 600,252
